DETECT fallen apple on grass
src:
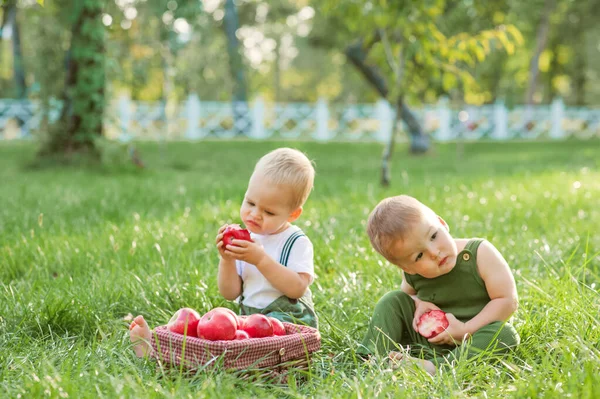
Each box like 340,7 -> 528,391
222,225 -> 252,247
166,308 -> 201,337
417,310 -> 449,338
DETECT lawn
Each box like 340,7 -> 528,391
1,139 -> 599,398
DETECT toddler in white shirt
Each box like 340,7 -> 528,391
216,147 -> 318,328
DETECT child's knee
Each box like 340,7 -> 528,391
477,321 -> 520,351
374,290 -> 414,313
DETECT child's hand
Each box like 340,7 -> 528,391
412,300 -> 442,332
426,313 -> 469,346
223,239 -> 266,266
215,224 -> 234,260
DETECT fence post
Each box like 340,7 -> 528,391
313,97 -> 329,141
250,96 -> 265,139
550,97 -> 564,139
185,94 -> 202,139
437,96 -> 451,141
118,94 -> 132,142
376,99 -> 393,143
493,99 -> 508,140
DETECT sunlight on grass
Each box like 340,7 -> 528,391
1,140 -> 599,398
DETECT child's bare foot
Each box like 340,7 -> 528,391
389,351 -> 437,376
129,315 -> 153,358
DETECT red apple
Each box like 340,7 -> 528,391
203,307 -> 238,320
269,317 -> 286,336
234,330 -> 250,340
241,314 -> 273,338
417,310 -> 449,338
222,225 -> 252,247
166,307 -> 201,337
237,316 -> 247,330
197,308 -> 238,341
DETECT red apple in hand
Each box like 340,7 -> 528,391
269,317 -> 286,336
222,225 -> 252,247
234,330 -> 250,340
417,310 -> 449,338
197,308 -> 238,341
241,314 -> 273,338
167,308 -> 201,337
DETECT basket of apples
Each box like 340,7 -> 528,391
150,307 -> 321,374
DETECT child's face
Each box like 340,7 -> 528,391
240,173 -> 300,235
387,210 -> 458,278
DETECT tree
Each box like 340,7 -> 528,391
317,0 -> 522,186
39,0 -> 105,159
223,0 -> 250,134
525,0 -> 556,106
1,0 -> 26,98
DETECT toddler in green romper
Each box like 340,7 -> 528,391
359,195 -> 519,375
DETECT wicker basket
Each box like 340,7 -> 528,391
150,322 -> 321,377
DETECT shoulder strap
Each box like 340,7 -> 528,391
279,230 -> 306,266
464,238 -> 485,256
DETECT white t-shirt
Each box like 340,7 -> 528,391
236,225 -> 314,309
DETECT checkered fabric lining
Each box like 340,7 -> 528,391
151,322 -> 321,370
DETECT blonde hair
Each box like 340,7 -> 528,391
253,148 -> 315,209
366,195 -> 431,261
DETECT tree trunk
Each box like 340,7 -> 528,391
380,109 -> 398,187
274,34 -> 281,103
2,1 -> 26,98
345,39 -> 429,154
572,22 -> 586,106
9,4 -> 26,99
0,4 -> 7,38
525,0 -> 555,105
489,54 -> 508,103
161,35 -> 175,140
223,0 -> 249,135
40,1 -> 105,158
543,39 -> 558,104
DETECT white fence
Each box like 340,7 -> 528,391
1,96 -> 599,142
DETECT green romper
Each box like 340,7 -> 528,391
238,230 -> 318,329
359,239 -> 519,365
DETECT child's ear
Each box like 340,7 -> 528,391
288,207 -> 303,222
438,215 -> 450,232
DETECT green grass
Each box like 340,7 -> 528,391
1,139 -> 599,398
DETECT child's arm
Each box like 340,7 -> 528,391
466,240 -> 519,330
224,239 -> 310,299
217,257 -> 243,300
429,240 -> 518,345
216,225 -> 243,300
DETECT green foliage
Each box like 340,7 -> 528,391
3,0 -> 600,112
317,0 -> 523,104
1,140 -> 600,397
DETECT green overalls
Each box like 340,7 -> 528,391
359,239 -> 519,365
239,230 -> 318,329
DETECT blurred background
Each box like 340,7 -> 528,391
0,0 -> 599,155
